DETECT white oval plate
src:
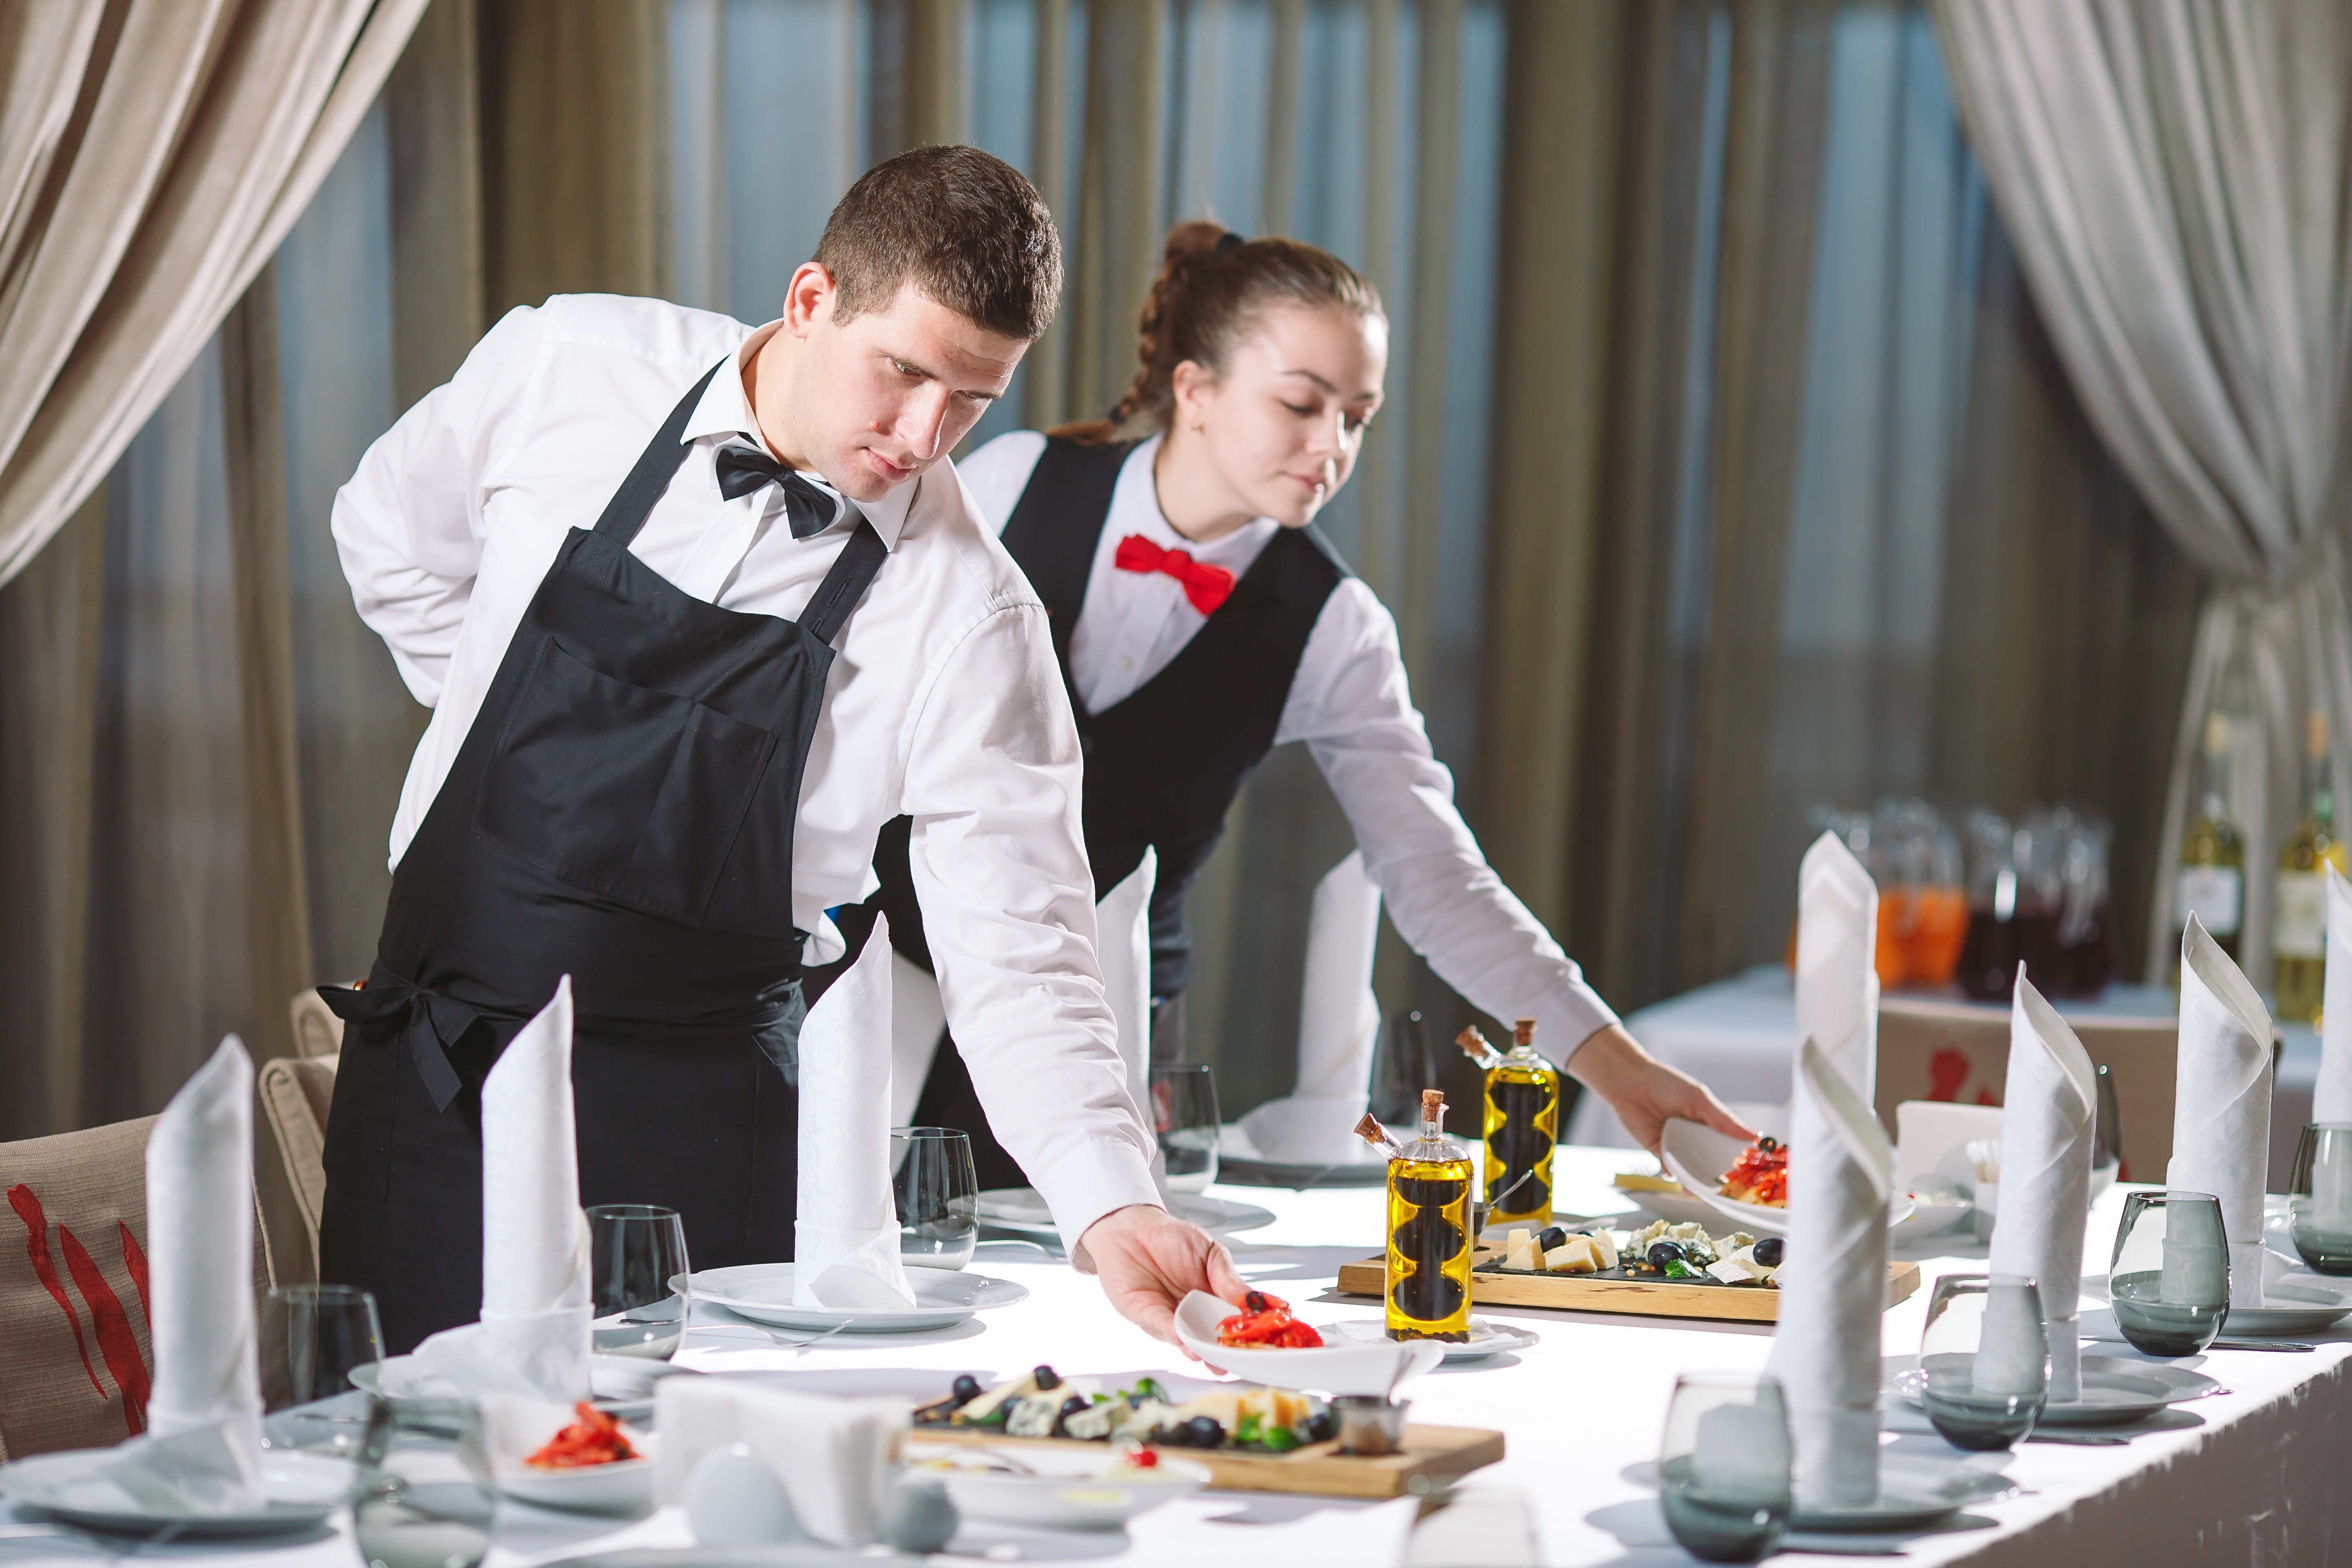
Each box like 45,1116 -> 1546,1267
0,1447 -> 354,1536
976,1187 -> 1276,1238
1613,1184 -> 1735,1230
349,1353 -> 698,1405
490,1453 -> 655,1515
1659,1120 -> 1914,1237
910,1443 -> 1210,1530
688,1264 -> 1028,1332
1212,1125 -> 1392,1188
1623,1450 -> 2015,1532
1328,1316 -> 1537,1363
1172,1291 -> 1443,1396
2222,1278 -> 2352,1336
1891,1196 -> 1973,1240
1885,1353 -> 2222,1427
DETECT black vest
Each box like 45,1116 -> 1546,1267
1004,437 -> 1348,996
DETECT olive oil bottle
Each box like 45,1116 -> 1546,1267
2174,712 -> 2246,982
2276,711 -> 2345,1023
1385,1089 -> 1474,1343
1459,1020 -> 1559,1226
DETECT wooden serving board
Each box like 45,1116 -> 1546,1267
908,1422 -> 1504,1499
1335,1249 -> 1920,1323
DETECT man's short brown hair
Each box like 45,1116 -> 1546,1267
813,145 -> 1061,341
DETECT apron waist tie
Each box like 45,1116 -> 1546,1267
318,964 -> 809,1114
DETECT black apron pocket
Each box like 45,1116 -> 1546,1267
321,1020 -> 398,1203
477,637 -> 780,924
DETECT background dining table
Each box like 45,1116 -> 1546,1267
3,1147 -> 2345,1566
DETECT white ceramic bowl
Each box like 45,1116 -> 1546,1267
1172,1291 -> 1443,1396
1659,1119 -> 1913,1237
911,1443 -> 1210,1530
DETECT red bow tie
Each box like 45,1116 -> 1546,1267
1113,533 -> 1236,615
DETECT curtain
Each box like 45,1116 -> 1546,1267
1480,0 -> 2203,1017
0,0 -> 433,586
1933,0 -> 2352,987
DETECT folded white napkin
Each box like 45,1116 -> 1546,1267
1765,1037 -> 1892,1509
1796,832 -> 1880,1106
654,1375 -> 904,1546
103,1038 -> 265,1513
795,916 -> 915,1310
412,977 -> 592,1401
1240,850 -> 1383,1160
2168,916 -> 2276,1301
1099,849 -> 1172,1200
1987,972 -> 2096,1401
2317,864 -> 2352,1124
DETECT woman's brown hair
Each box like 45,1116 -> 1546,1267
1049,221 -> 1384,445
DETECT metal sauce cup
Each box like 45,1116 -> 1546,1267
1331,1395 -> 1412,1457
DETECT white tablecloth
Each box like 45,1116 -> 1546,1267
1575,965 -> 2323,1189
5,1148 -> 2348,1565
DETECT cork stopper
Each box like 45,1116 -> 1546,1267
2310,709 -> 2331,759
1456,1026 -> 1492,1060
1513,1017 -> 1537,1048
1355,1111 -> 1403,1156
1421,1088 -> 1446,1122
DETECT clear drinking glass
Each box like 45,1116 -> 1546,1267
2109,1189 -> 2229,1355
259,1284 -> 384,1455
2288,1124 -> 2352,1274
356,1399 -> 497,1568
1657,1372 -> 1792,1563
891,1126 -> 979,1269
1151,1064 -> 1222,1194
1918,1273 -> 2046,1450
588,1204 -> 691,1359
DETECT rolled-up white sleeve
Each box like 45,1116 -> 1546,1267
331,305 -> 542,706
898,597 -> 1163,1248
1283,579 -> 1621,1064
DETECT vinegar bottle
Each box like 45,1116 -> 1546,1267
2276,710 -> 2345,1024
2174,712 -> 2246,982
1385,1089 -> 1474,1343
1460,1022 -> 1560,1225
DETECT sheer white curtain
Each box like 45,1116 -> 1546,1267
1933,0 -> 2352,985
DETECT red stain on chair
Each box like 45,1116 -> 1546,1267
8,1183 -> 105,1400
60,1225 -> 149,1436
120,1221 -> 151,1324
1927,1047 -> 1971,1102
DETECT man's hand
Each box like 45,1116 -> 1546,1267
1568,1023 -> 1754,1155
1075,1204 -> 1250,1350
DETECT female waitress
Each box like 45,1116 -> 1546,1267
875,222 -> 1749,1187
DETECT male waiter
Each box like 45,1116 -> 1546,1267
321,146 -> 1241,1353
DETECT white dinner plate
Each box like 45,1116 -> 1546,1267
474,1399 -> 657,1516
1172,1291 -> 1443,1396
976,1187 -> 1276,1238
0,1447 -> 354,1536
908,1443 -> 1210,1530
687,1264 -> 1028,1332
2222,1278 -> 2352,1336
1624,1451 -> 2014,1532
349,1353 -> 700,1407
1328,1315 -> 1538,1362
1886,1353 -> 2223,1427
1212,1125 -> 1392,1188
1659,1120 -> 1914,1237
1610,1182 -> 1734,1230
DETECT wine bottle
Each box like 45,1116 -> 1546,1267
1461,1021 -> 1559,1226
2174,712 -> 2246,980
2276,711 -> 2345,1023
1385,1089 -> 1473,1343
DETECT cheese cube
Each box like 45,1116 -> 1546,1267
1544,1237 -> 1599,1272
1584,1229 -> 1620,1270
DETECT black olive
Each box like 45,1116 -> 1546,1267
1033,1365 -> 1060,1391
1058,1395 -> 1089,1423
1186,1415 -> 1225,1448
951,1374 -> 981,1405
1537,1226 -> 1566,1251
1758,1136 -> 1780,1153
1305,1410 -> 1336,1443
1243,1291 -> 1272,1314
1753,1236 -> 1785,1267
1646,1240 -> 1684,1268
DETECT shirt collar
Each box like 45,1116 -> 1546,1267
679,323 -> 915,550
1110,434 -> 1278,565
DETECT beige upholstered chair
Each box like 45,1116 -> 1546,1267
258,989 -> 346,1275
0,1118 -> 277,1461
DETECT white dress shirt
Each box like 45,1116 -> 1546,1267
959,430 -> 1622,1063
332,294 -> 1160,1247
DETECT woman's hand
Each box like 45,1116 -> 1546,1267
1074,1204 -> 1251,1351
1566,1023 -> 1754,1155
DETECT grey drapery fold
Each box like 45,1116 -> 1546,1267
0,0 -> 433,587
1933,0 -> 2352,986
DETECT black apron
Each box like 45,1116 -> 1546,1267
317,361 -> 888,1354
875,436 -> 1346,1189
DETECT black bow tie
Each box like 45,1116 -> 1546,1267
714,443 -> 840,539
